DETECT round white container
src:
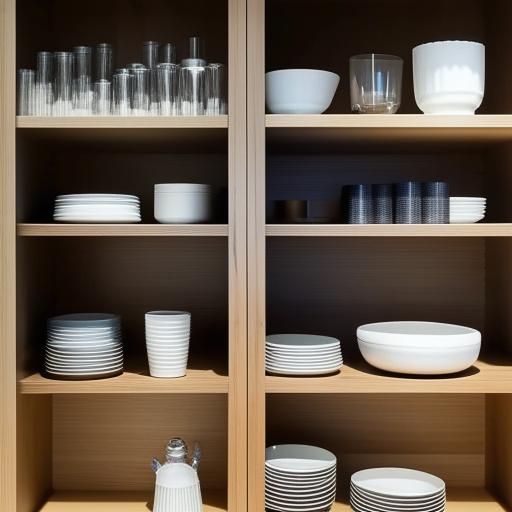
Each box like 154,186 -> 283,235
154,184 -> 212,224
413,41 -> 485,115
266,69 -> 340,114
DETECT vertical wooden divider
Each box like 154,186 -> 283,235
228,0 -> 248,509
247,0 -> 266,509
0,0 -> 17,510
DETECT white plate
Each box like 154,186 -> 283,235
351,468 -> 445,498
351,487 -> 445,510
351,484 -> 445,504
265,464 -> 337,480
45,362 -> 123,372
266,445 -> 336,473
266,474 -> 336,491
54,217 -> 141,223
265,354 -> 342,363
350,495 -> 445,512
265,490 -> 336,507
266,348 -> 342,358
266,334 -> 340,349
265,360 -> 342,369
45,367 -> 123,376
56,193 -> 139,200
449,217 -> 485,224
266,366 -> 342,376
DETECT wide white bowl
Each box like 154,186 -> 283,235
266,69 -> 340,114
358,339 -> 480,375
154,185 -> 212,224
413,41 -> 485,115
357,321 -> 480,348
266,444 -> 336,473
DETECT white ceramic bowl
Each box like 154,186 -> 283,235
154,184 -> 212,224
266,69 -> 340,114
358,338 -> 480,375
413,41 -> 485,115
266,444 -> 336,473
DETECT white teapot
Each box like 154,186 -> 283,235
151,438 -> 202,512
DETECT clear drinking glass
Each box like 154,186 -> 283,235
35,52 -> 53,116
160,43 -> 177,64
53,52 -> 73,116
93,79 -> 111,115
95,43 -> 113,82
130,68 -> 150,115
350,54 -> 403,114
113,73 -> 132,115
17,69 -> 35,115
206,63 -> 227,115
157,63 -> 179,115
72,46 -> 92,115
143,41 -> 160,114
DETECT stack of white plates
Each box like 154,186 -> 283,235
450,197 -> 486,224
44,313 -> 123,380
266,334 -> 343,376
265,444 -> 337,512
53,194 -> 141,223
350,468 -> 446,512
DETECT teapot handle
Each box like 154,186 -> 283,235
191,442 -> 202,471
151,458 -> 162,473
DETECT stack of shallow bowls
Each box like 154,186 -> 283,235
450,197 -> 486,224
53,194 -> 141,223
265,334 -> 343,376
351,468 -> 446,512
265,444 -> 337,512
44,313 -> 123,380
145,311 -> 191,378
357,321 -> 481,375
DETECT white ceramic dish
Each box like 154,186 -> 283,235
351,484 -> 445,504
266,334 -> 340,349
266,69 -> 340,114
351,468 -> 445,498
265,360 -> 342,369
266,366 -> 342,376
266,445 -> 336,473
358,338 -> 479,375
351,487 -> 445,510
357,321 -> 480,348
449,216 -> 485,224
351,496 -> 444,512
265,356 -> 343,366
266,474 -> 336,490
413,40 -> 485,115
45,367 -> 123,376
265,492 -> 336,508
154,184 -> 212,224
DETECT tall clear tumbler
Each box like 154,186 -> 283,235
53,52 -> 73,116
350,54 -> 403,114
95,43 -> 113,82
143,41 -> 160,114
157,63 -> 179,115
36,52 -> 53,116
17,69 -> 35,115
93,80 -> 111,115
206,63 -> 227,115
160,43 -> 177,64
73,46 -> 92,115
113,72 -> 132,115
130,68 -> 150,116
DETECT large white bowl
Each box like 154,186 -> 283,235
266,69 -> 340,114
154,185 -> 212,224
357,321 -> 480,348
358,339 -> 480,375
413,41 -> 485,115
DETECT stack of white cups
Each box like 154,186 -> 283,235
145,311 -> 191,378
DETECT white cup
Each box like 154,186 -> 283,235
413,40 -> 485,115
146,310 -> 191,378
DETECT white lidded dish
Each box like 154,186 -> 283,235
154,183 -> 212,224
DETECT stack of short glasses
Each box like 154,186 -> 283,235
17,37 -> 227,117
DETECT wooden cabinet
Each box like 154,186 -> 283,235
2,0 -> 512,511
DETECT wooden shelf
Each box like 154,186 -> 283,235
266,358 -> 512,394
16,116 -> 228,152
19,366 -> 228,394
266,224 -> 512,237
39,490 -> 226,512
329,488 -> 506,511
17,116 -> 228,129
266,114 -> 512,151
17,224 -> 229,237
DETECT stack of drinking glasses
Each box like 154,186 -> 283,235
342,181 -> 449,224
17,37 -> 227,116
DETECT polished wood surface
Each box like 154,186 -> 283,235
39,490 -> 226,512
0,0 -> 17,510
53,395 -> 227,491
267,394 -> 485,488
266,359 -> 512,394
267,224 -> 512,237
18,224 -> 229,237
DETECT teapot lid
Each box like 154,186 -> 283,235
166,438 -> 187,463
